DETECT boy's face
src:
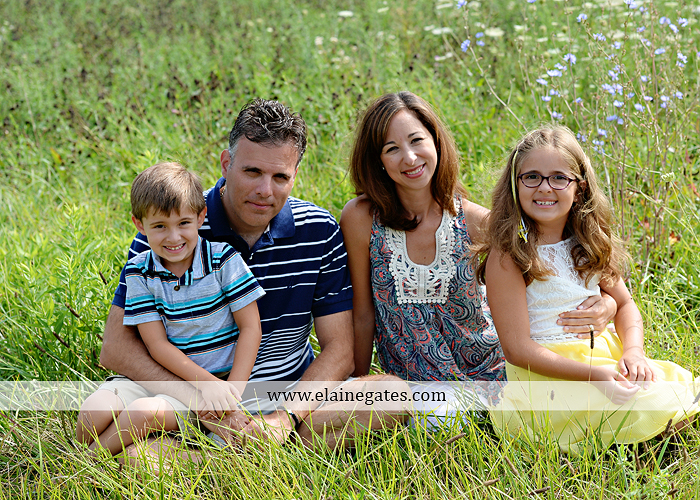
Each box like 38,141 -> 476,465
132,206 -> 206,276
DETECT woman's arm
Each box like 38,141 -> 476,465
599,278 -> 656,383
227,302 -> 263,395
340,197 -> 376,377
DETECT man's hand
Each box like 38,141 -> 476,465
556,294 -> 617,338
240,410 -> 295,446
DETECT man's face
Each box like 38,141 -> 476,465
220,137 -> 298,240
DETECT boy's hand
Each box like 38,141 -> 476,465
198,381 -> 241,419
618,347 -> 656,386
590,365 -> 640,405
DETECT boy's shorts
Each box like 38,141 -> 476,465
97,375 -> 198,434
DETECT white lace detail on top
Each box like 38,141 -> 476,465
527,238 -> 601,344
386,209 -> 457,304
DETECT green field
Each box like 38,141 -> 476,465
1,0 -> 699,497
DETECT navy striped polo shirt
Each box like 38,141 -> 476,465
113,177 -> 353,381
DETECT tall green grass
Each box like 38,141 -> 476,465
1,0 -> 699,497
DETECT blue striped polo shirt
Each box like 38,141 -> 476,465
113,177 -> 354,381
123,237 -> 265,376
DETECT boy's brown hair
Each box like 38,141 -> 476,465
131,162 -> 205,220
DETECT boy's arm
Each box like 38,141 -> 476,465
226,302 -> 262,396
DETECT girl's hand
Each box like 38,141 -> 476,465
198,381 -> 241,419
590,365 -> 640,405
618,347 -> 656,386
556,294 -> 616,338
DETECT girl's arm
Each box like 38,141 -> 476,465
226,302 -> 263,396
139,321 -> 239,415
599,277 -> 656,383
340,197 -> 376,377
485,249 -> 639,393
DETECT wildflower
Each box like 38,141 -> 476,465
551,111 -> 563,120
576,133 -> 587,142
536,78 -> 548,85
601,83 -> 614,95
563,53 -> 577,64
542,95 -> 552,102
617,118 -> 624,125
547,69 -> 562,77
624,0 -> 635,6
641,38 -> 651,47
612,41 -> 622,50
608,70 -> 619,81
574,97 -> 583,104
592,139 -> 603,146
660,102 -> 667,109
528,0 -> 536,3
598,128 -> 608,137
659,17 -> 670,25
476,40 -> 485,46
669,24 -> 678,33
338,10 -> 354,17
660,95 -> 669,102
613,100 -> 624,108
677,52 -> 688,64
637,26 -> 646,33
643,95 -> 653,101
476,32 -> 484,38
627,92 -> 635,98
457,0 -> 467,7
634,103 -> 644,111
461,39 -> 470,52
677,61 -> 685,68
675,91 -> 683,99
641,75 -> 649,83
606,114 -> 619,121
654,48 -> 666,55
639,6 -> 645,12
554,63 -> 567,71
593,33 -> 606,41
549,90 -> 560,96
577,13 -> 588,22
678,18 -> 689,27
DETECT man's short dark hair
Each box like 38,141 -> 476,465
228,99 -> 307,168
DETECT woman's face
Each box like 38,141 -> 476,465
379,110 -> 438,196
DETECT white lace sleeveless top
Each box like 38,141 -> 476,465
526,238 -> 600,344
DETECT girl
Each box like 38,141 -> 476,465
478,126 -> 698,451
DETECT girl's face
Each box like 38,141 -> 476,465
517,147 -> 579,243
380,110 -> 437,196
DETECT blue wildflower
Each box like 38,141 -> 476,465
457,0 -> 467,7
536,78 -> 548,85
660,17 -> 670,25
542,95 -> 552,102
574,97 -> 583,104
547,69 -> 562,77
637,26 -> 645,33
612,41 -> 622,50
675,91 -> 683,99
549,90 -> 560,96
617,118 -> 624,125
608,70 -> 619,81
593,33 -> 606,41
606,115 -> 618,121
669,24 -> 678,33
598,128 -> 608,137
551,111 -> 563,120
624,0 -> 636,7
654,48 -> 666,55
627,92 -> 635,98
678,18 -> 688,27
577,13 -> 587,22
527,0 -> 536,3
613,100 -> 624,108
576,133 -> 587,142
641,38 -> 651,47
476,40 -> 485,46
643,95 -> 653,101
461,39 -> 470,52
613,84 -> 623,95
641,75 -> 648,83
677,52 -> 688,64
634,103 -> 644,111
563,53 -> 577,65
601,83 -> 615,95
554,63 -> 567,71
475,32 -> 484,38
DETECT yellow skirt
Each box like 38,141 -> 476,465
489,331 -> 700,453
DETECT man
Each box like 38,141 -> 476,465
100,98 -> 407,453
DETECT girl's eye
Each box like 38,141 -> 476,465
552,175 -> 569,181
523,173 -> 541,180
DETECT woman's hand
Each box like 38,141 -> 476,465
590,365 -> 640,405
556,294 -> 617,338
618,347 -> 656,386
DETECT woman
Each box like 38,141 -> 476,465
340,91 -> 615,408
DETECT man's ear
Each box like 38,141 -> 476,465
132,215 -> 146,234
197,207 -> 207,228
220,150 -> 230,177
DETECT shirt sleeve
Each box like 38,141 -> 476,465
112,232 -> 151,308
216,245 -> 266,313
310,215 -> 354,318
122,262 -> 163,326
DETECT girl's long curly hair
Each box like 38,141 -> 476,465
475,126 -> 627,287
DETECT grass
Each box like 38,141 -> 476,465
1,0 -> 699,497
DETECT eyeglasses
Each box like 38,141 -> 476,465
518,172 -> 578,190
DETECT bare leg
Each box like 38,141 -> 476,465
120,436 -> 204,474
76,389 -> 125,445
90,397 -> 180,456
297,374 -> 411,450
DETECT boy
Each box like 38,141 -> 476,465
77,162 -> 264,455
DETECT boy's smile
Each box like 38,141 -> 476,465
132,207 -> 207,277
